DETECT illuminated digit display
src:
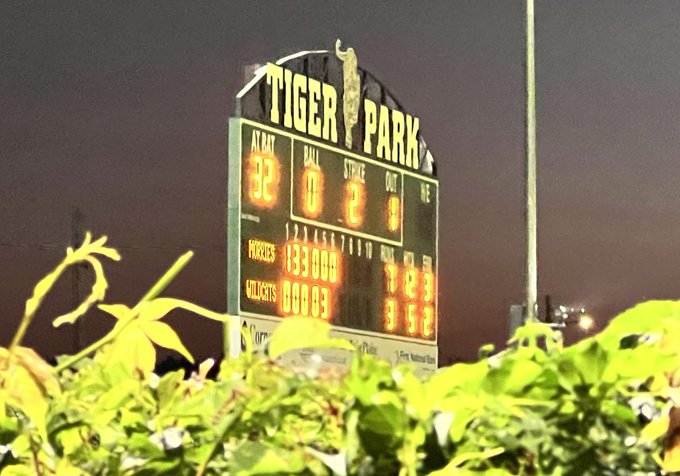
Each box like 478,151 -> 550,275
302,167 -> 323,218
403,267 -> 418,300
248,153 -> 278,206
385,298 -> 397,332
231,120 -> 438,342
344,180 -> 365,228
387,195 -> 401,232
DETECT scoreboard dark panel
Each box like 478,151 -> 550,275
232,118 -> 438,342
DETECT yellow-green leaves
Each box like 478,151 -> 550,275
641,414 -> 669,444
508,320 -> 560,352
427,447 -> 505,475
98,299 -> 230,376
4,235 -> 680,475
10,233 -> 119,354
98,302 -> 183,375
267,316 -> 354,359
136,297 -> 230,323
0,346 -> 60,438
51,233 -> 120,328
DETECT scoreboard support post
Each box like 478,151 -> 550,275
226,119 -> 244,359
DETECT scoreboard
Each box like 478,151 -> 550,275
227,46 -> 439,371
231,118 -> 438,340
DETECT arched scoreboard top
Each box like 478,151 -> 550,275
227,42 -> 439,375
234,43 -> 436,177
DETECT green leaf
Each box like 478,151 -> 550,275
140,321 -> 194,363
449,406 -> 479,443
268,317 -> 354,359
0,346 -> 60,439
598,300 -> 680,350
426,361 -> 488,401
428,447 -> 504,474
640,415 -> 669,443
360,401 -> 407,437
138,297 -> 230,322
509,320 -> 555,348
602,345 -> 676,383
306,448 -> 346,476
229,441 -> 306,474
482,358 -> 543,395
98,303 -> 133,320
103,322 -> 156,375
156,369 -> 184,410
559,339 -> 609,385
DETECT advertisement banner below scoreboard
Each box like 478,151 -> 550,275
239,316 -> 438,377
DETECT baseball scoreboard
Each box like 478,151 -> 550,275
227,45 -> 439,371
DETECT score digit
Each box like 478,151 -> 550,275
344,179 -> 365,228
403,267 -> 417,300
422,305 -> 434,337
387,194 -> 401,232
302,167 -> 323,218
385,263 -> 398,294
249,153 -> 278,206
423,271 -> 434,303
406,303 -> 417,335
385,298 -> 397,332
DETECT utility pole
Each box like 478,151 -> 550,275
71,206 -> 84,352
525,0 -> 538,322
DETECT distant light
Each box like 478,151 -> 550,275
578,314 -> 594,332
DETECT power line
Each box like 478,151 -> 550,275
0,242 -> 227,252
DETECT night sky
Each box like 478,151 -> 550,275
3,1 -> 680,362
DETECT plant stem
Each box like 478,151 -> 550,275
8,263 -> 67,353
138,251 -> 194,303
54,251 -> 194,373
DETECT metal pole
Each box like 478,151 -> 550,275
71,206 -> 84,351
525,0 -> 538,322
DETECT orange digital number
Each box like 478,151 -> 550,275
311,286 -> 320,318
385,298 -> 397,332
387,195 -> 401,232
329,251 -> 339,284
385,263 -> 398,294
301,245 -> 309,278
422,305 -> 434,338
404,267 -> 417,300
311,248 -> 320,280
249,154 -> 277,206
320,249 -> 329,282
320,287 -> 330,320
423,271 -> 434,303
406,303 -> 417,335
291,281 -> 300,314
302,167 -> 323,218
281,280 -> 291,313
345,180 -> 364,227
300,283 -> 309,316
292,243 -> 301,276
280,241 -> 340,322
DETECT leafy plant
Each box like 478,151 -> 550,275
0,235 -> 678,475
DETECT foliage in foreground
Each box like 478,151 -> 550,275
1,235 -> 680,475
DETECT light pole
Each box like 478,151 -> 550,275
525,0 -> 538,322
